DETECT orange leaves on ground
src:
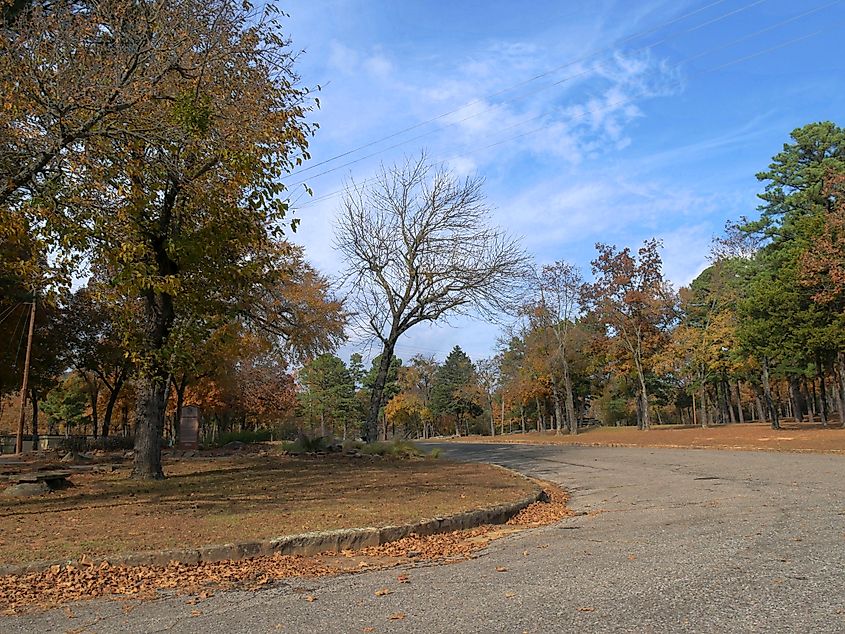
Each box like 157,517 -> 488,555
507,486 -> 571,526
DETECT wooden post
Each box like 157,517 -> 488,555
16,299 -> 36,455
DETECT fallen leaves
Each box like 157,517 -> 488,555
507,487 -> 572,526
388,612 -> 406,621
0,487 -> 571,615
374,588 -> 392,597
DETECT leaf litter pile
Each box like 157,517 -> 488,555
0,485 -> 571,614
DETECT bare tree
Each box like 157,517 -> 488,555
335,155 -> 532,442
538,261 -> 583,435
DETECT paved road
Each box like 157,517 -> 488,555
6,444 -> 845,633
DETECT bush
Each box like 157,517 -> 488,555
214,429 -> 273,447
360,439 -> 431,459
282,434 -> 332,454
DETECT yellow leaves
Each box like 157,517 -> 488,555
374,588 -> 392,597
387,612 -> 406,621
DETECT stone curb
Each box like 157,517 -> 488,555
0,477 -> 543,578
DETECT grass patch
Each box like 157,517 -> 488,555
0,454 -> 535,566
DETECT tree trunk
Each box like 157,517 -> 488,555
132,287 -> 174,479
816,355 -> 828,427
789,376 -> 803,423
551,383 -> 563,435
500,394 -> 506,435
172,375 -> 186,445
365,340 -> 396,443
563,360 -> 577,436
88,376 -> 99,439
725,381 -> 736,424
802,379 -> 815,423
102,372 -> 126,439
635,356 -> 650,430
488,398 -> 495,437
761,357 -> 779,430
535,397 -> 543,432
133,373 -> 166,479
735,381 -> 745,424
30,393 -> 39,448
837,351 -> 845,427
754,390 -> 765,422
700,385 -> 709,428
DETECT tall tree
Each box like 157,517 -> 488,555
583,240 -> 676,430
431,346 -> 482,437
300,355 -> 355,438
538,261 -> 583,435
733,122 -> 845,428
336,154 -> 531,441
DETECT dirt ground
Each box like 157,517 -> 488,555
0,452 -> 537,566
450,421 -> 845,453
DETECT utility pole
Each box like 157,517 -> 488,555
15,298 -> 36,455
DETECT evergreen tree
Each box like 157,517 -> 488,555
431,346 -> 482,436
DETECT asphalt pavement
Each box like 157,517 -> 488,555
6,443 -> 845,633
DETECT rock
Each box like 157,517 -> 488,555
60,451 -> 93,463
2,481 -> 49,497
406,550 -> 421,558
223,441 -> 244,450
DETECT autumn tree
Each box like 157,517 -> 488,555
583,240 -> 676,430
3,0 -> 325,477
336,154 -> 531,441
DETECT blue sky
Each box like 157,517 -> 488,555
281,0 -> 845,364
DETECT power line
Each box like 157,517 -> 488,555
294,3 -> 843,211
0,302 -> 23,328
284,0 -> 738,180
286,0 -> 775,188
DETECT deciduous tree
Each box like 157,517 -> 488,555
336,154 -> 531,441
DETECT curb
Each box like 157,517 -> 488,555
0,482 -> 543,577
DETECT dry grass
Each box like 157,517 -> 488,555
451,421 -> 845,453
0,453 -> 536,566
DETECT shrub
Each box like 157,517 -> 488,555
215,429 -> 273,447
360,439 -> 430,459
282,434 -> 332,454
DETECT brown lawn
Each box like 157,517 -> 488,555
0,454 -> 536,565
451,421 -> 845,453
